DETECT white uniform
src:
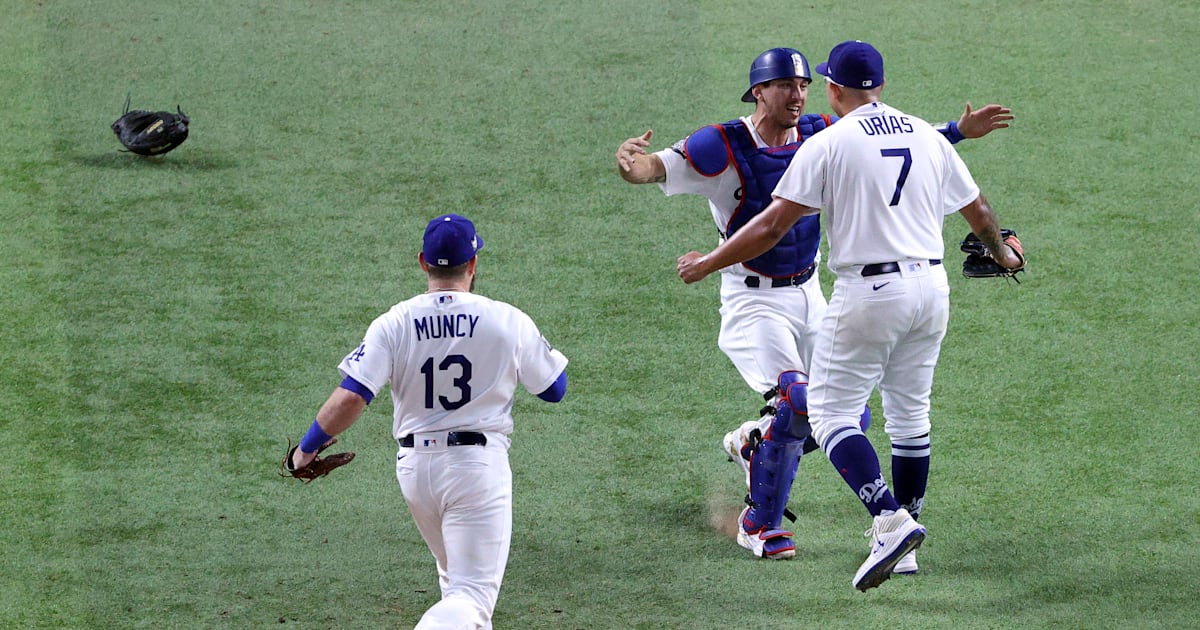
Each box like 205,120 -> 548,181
339,289 -> 568,630
657,116 -> 824,393
772,101 -> 979,447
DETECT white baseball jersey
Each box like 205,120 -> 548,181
338,290 -> 568,440
774,102 -> 980,270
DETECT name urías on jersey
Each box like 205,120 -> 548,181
413,314 -> 480,341
858,114 -> 913,136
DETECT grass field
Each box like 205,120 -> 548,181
2,1 -> 1198,628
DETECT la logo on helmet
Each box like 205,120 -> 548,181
791,53 -> 809,77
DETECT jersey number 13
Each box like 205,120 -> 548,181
420,354 -> 472,410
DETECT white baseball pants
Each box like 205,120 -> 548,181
717,271 -> 826,394
398,435 -> 512,630
808,261 -> 950,446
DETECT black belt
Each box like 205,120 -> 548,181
745,265 -> 814,288
861,259 -> 941,277
398,431 -> 487,447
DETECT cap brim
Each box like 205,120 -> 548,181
815,62 -> 831,77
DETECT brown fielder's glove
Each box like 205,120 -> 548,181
960,229 -> 1026,280
280,438 -> 355,483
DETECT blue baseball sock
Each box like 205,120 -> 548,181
891,434 -> 931,519
824,426 -> 899,517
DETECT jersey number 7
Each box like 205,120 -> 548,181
880,148 -> 912,206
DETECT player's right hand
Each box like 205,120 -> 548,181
677,251 -> 711,284
616,129 -> 653,172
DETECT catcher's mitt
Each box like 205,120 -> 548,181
111,94 -> 190,156
280,438 -> 355,483
960,229 -> 1026,280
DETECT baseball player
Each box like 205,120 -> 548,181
286,214 -> 568,628
616,47 -> 1012,561
676,40 -> 1023,590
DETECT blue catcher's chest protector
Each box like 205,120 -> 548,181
721,116 -> 827,277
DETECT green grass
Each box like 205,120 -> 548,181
2,1 -> 1198,628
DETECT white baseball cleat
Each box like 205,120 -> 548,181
722,422 -> 755,489
852,508 -> 925,591
735,507 -> 796,560
893,550 -> 918,575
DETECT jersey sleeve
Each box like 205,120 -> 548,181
939,137 -> 981,215
772,135 -> 827,209
514,313 -> 568,397
336,313 -> 396,397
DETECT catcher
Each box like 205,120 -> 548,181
111,95 -> 190,156
960,228 -> 1026,280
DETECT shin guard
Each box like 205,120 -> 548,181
744,372 -> 812,532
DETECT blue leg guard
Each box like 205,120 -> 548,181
744,395 -> 811,534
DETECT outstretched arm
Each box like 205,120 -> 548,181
615,129 -> 667,184
677,197 -> 812,283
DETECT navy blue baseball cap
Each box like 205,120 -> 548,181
423,214 -> 483,267
816,40 -> 884,89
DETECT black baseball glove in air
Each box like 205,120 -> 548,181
111,95 -> 190,156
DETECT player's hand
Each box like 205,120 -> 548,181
956,103 -> 1013,139
616,129 -> 653,172
996,241 -> 1024,269
677,251 -> 712,284
289,439 -> 333,470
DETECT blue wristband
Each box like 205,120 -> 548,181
941,120 -> 966,144
299,419 -> 333,453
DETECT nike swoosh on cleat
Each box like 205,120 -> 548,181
872,282 -> 890,291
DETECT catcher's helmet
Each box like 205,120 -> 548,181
741,48 -> 812,103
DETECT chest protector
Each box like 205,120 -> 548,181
719,117 -> 827,277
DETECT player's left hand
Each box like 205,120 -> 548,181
280,438 -> 355,483
956,102 -> 1013,139
677,251 -> 711,284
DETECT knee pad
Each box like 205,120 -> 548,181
777,370 -> 808,412
775,371 -> 813,444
